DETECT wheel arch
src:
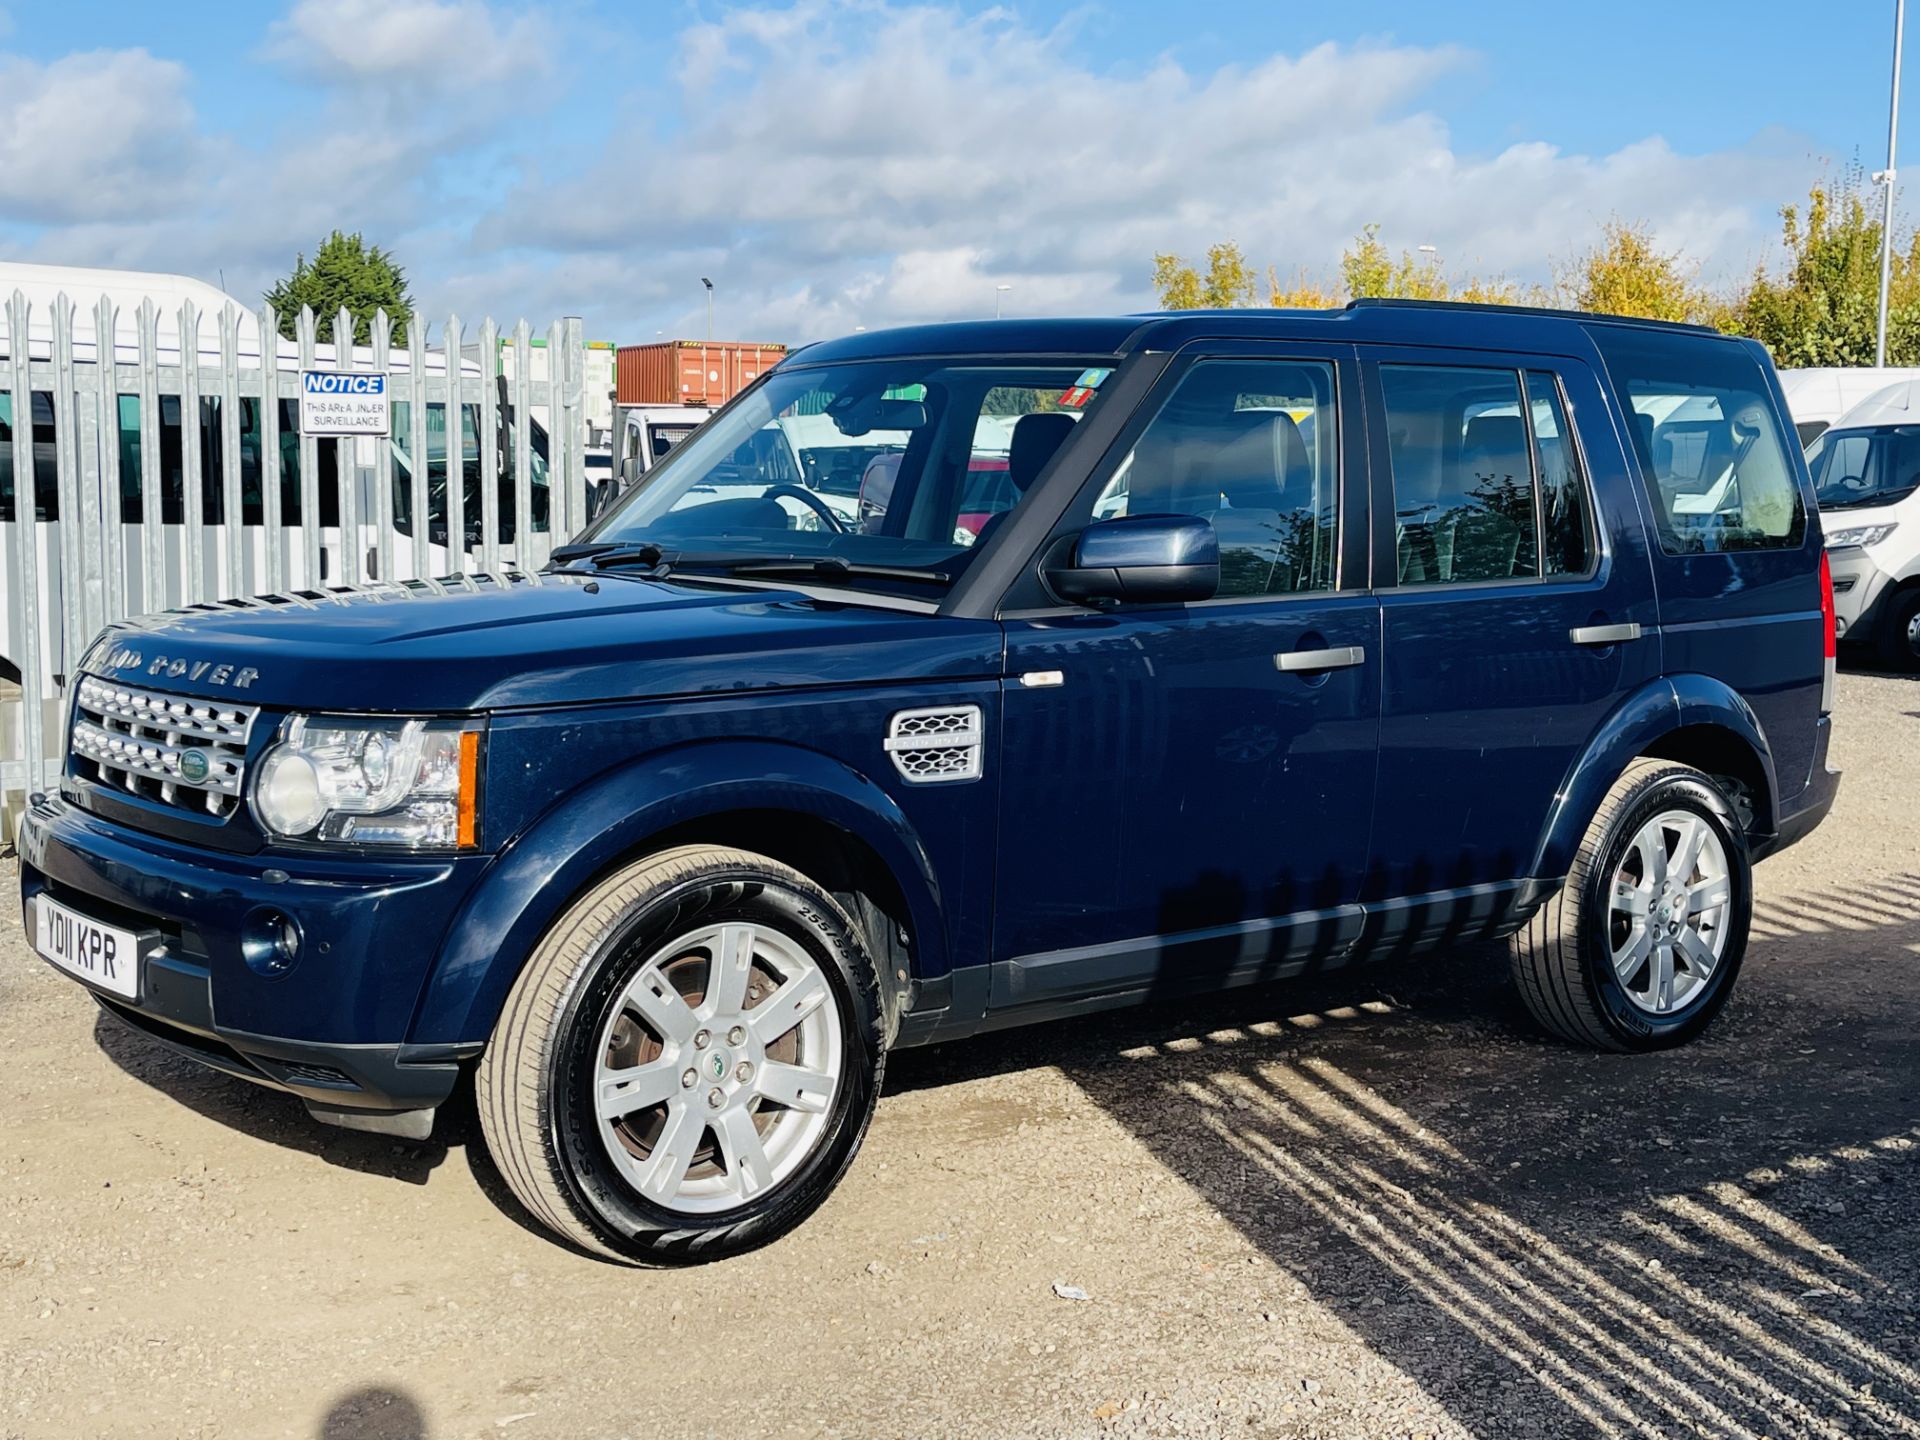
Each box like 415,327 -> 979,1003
409,739 -> 946,1048
1529,675 -> 1778,882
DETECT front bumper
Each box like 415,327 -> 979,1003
18,792 -> 485,1119
1826,544 -> 1894,645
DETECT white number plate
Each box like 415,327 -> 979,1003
33,895 -> 142,1000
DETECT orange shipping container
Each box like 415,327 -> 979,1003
615,340 -> 788,407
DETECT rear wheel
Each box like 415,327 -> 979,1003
478,845 -> 884,1264
1510,759 -> 1751,1052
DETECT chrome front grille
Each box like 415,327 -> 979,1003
69,676 -> 260,817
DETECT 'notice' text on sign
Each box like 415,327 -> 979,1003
300,370 -> 390,436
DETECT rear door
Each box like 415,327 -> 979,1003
1589,329 -> 1824,804
1358,346 -> 1661,935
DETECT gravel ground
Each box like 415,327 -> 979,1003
2,670 -> 1916,1440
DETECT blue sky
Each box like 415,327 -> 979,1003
0,1 -> 1908,341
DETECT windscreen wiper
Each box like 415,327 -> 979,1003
725,557 -> 954,586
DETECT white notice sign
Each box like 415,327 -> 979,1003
300,371 -> 390,435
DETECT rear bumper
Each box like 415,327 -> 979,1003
1753,715 -> 1841,862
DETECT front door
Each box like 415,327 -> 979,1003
1357,347 -> 1661,943
990,348 -> 1383,1015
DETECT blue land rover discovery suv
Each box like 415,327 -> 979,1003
20,302 -> 1840,1262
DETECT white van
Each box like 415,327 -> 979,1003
1777,365 -> 1920,445
1805,378 -> 1920,667
612,403 -> 711,495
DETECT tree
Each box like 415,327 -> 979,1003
1725,176 -> 1920,365
1341,225 -> 1449,301
1561,220 -> 1700,322
1150,228 -> 1532,315
265,231 -> 415,344
1267,266 -> 1341,309
1336,225 -> 1527,304
1152,242 -> 1260,309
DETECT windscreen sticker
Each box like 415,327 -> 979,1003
1058,367 -> 1113,409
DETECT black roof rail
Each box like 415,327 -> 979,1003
1344,296 -> 1722,336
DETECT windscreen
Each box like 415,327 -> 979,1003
1805,425 -> 1920,511
585,359 -> 1115,586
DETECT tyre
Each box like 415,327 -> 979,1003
1510,759 -> 1751,1052
477,844 -> 885,1264
1873,585 -> 1920,672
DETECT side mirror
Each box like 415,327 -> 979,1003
619,456 -> 640,486
1046,514 -> 1220,605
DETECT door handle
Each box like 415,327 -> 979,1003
1275,645 -> 1366,673
1568,622 -> 1644,646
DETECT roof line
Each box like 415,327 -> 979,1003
1344,296 -> 1721,336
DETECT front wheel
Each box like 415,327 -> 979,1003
1510,759 -> 1751,1052
1874,584 -> 1920,672
477,845 -> 885,1264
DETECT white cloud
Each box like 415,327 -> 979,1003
0,2 -> 1826,344
0,2 -> 555,314
482,3 -> 1814,340
0,48 -> 208,224
263,0 -> 549,95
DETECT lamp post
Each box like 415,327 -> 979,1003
700,277 -> 714,343
1877,0 -> 1905,368
995,284 -> 1012,319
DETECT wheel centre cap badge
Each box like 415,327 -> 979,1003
707,1050 -> 730,1081
178,750 -> 210,784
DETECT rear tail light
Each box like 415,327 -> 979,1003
1819,550 -> 1837,713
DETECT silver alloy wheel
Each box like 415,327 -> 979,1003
1607,808 -> 1733,1015
1907,607 -> 1920,657
592,922 -> 843,1216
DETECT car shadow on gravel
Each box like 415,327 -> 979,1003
89,1008 -> 456,1186
894,873 -> 1920,1439
1838,652 -> 1920,682
86,1005 -> 628,1258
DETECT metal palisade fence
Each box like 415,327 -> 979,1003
1,289 -> 587,821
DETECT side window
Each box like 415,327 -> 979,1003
1379,365 -> 1597,586
116,395 -> 142,523
118,396 -> 300,526
1593,330 -> 1806,554
390,399 -> 418,534
0,392 -> 59,522
1096,359 -> 1338,598
1527,372 -> 1595,576
1805,432 -> 1866,493
1381,366 -> 1537,584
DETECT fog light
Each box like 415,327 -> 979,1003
242,908 -> 301,977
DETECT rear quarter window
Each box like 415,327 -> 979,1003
1593,329 -> 1806,554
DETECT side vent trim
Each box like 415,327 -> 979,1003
884,705 -> 984,784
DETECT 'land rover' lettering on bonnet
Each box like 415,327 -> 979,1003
102,647 -> 257,688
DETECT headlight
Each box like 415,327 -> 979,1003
252,715 -> 481,849
1825,522 -> 1899,548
